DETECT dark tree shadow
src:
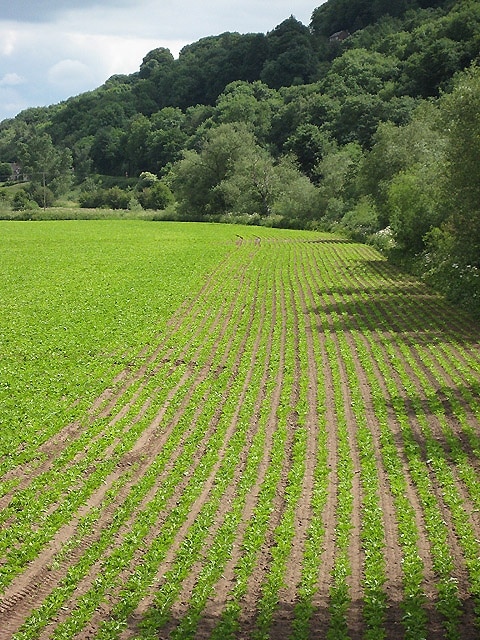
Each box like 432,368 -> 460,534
124,593 -> 480,639
310,258 -> 479,346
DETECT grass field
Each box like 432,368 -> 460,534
0,220 -> 479,640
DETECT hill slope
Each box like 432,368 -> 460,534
0,0 -> 479,314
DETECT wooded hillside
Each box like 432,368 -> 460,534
0,0 -> 478,315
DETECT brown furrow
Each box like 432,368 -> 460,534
81,266 -> 265,640
336,248 -> 450,636
0,255 -> 252,635
234,261 -> 293,636
269,243 -> 320,640
303,274 -> 338,637
382,338 -> 479,632
181,262 -> 281,640
328,260 -> 409,638
0,247 -> 249,505
30,271 -> 253,639
145,274 -> 270,640
35,250 -> 261,638
304,244 -> 366,637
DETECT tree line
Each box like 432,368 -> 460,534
0,0 -> 478,315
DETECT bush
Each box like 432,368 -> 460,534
138,171 -> 159,188
78,189 -> 105,208
78,186 -> 131,209
423,227 -> 480,318
104,186 -> 131,209
0,162 -> 12,182
340,196 -> 379,242
26,183 -> 55,208
12,189 -> 38,212
137,182 -> 174,210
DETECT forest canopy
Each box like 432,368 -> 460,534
0,0 -> 478,315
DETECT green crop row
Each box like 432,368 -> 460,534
99,253 -> 279,639
1,226 -> 478,639
1,246 -> 254,594
320,241 -> 479,638
251,262 -> 309,640
11,243 -> 267,638
0,222 -> 235,471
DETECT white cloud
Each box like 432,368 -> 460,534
0,24 -> 167,116
0,87 -> 28,119
0,72 -> 24,86
66,32 -> 179,78
0,0 -> 136,23
1,29 -> 18,55
0,1 -> 324,122
47,59 -> 94,91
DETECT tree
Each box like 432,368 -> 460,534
170,123 -> 257,217
0,162 -> 12,182
218,145 -> 282,217
14,126 -> 73,199
137,182 -> 174,210
261,17 -> 317,89
72,137 -> 94,183
146,107 -> 187,173
322,48 -> 399,96
269,157 -> 321,227
215,81 -> 280,142
316,142 -> 364,222
422,84 -> 480,318
170,121 -> 320,223
437,64 -> 480,264
284,124 -> 334,178
90,126 -> 125,175
401,37 -> 467,97
138,47 -> 174,79
358,105 -> 445,226
387,169 -> 441,255
125,115 -> 151,175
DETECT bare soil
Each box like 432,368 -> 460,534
1,236 -> 479,640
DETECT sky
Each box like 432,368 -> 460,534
0,1 -> 324,123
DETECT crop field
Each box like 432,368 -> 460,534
0,220 -> 479,640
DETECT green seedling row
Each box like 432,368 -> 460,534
12,246 -> 266,639
1,221 -> 478,639
1,249 -> 253,592
321,243 -> 478,638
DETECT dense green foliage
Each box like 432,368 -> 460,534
0,0 -> 479,313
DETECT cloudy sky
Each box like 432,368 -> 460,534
0,0 -> 323,123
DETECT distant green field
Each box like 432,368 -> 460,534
0,220 -> 317,456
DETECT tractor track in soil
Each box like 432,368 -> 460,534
1,235 -> 479,640
0,245 -> 258,636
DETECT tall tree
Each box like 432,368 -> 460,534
440,64 -> 480,262
15,126 -> 73,196
215,81 -> 280,142
261,17 -> 317,88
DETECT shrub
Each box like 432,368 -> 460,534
137,182 -> 174,210
138,171 -> 159,188
27,183 -> 55,208
78,186 -> 131,209
340,196 -> 380,242
12,189 -> 38,212
104,186 -> 131,210
78,189 -> 105,208
0,162 -> 12,182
